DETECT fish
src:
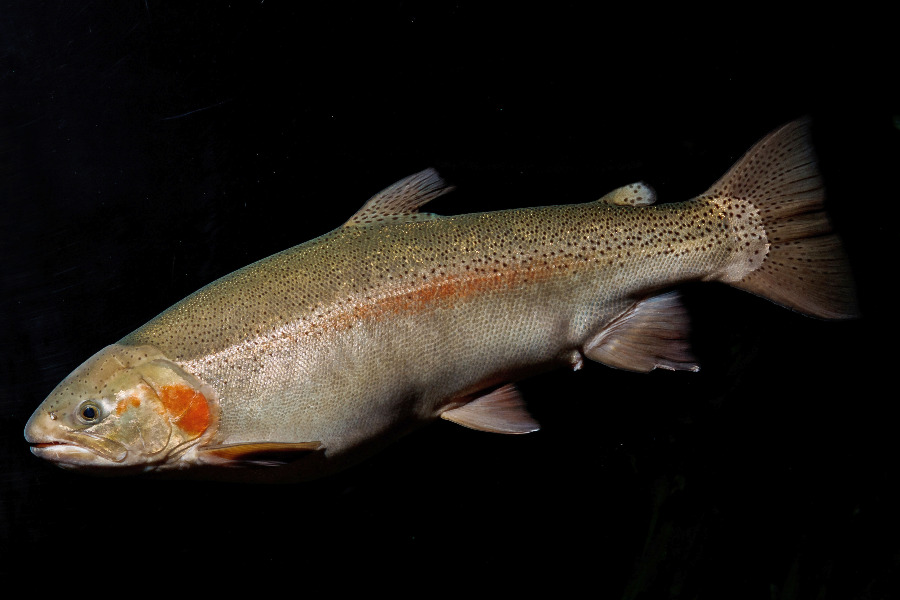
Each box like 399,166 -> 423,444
24,119 -> 858,482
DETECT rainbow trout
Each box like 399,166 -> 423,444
24,120 -> 857,481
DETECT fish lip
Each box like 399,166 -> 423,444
28,441 -> 77,460
25,409 -> 129,463
28,439 -> 87,459
29,441 -> 72,450
27,434 -> 128,463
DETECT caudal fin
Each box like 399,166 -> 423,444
701,119 -> 859,319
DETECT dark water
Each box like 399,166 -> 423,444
1,4 -> 894,597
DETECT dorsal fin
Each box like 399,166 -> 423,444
440,384 -> 540,434
343,168 -> 454,226
597,182 -> 656,206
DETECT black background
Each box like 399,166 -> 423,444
1,3 -> 895,598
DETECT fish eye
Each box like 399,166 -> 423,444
77,401 -> 102,424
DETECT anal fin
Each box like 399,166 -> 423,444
583,292 -> 699,372
441,384 -> 540,434
199,441 -> 323,467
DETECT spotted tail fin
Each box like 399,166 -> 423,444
701,119 -> 859,319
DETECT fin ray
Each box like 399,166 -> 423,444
583,292 -> 699,372
441,384 -> 540,434
701,119 -> 858,319
344,168 -> 453,226
199,441 -> 323,467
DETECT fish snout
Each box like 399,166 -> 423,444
24,405 -> 57,445
25,405 -> 129,465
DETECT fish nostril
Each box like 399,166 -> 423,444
48,411 -> 58,420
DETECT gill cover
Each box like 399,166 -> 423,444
25,344 -> 216,470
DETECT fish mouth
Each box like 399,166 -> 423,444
25,403 -> 130,464
27,434 -> 128,464
30,441 -> 72,450
29,439 -> 100,462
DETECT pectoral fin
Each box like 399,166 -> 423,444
198,441 -> 323,467
441,384 -> 540,434
583,291 -> 699,372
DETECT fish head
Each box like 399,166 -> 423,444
25,344 -> 217,474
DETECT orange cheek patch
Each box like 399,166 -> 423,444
158,384 -> 211,437
115,396 -> 141,415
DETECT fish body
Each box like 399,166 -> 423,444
24,120 -> 857,481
